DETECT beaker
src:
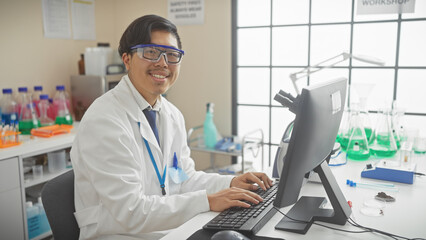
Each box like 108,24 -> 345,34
346,110 -> 370,160
369,109 -> 398,158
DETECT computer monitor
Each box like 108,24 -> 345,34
272,77 -> 351,234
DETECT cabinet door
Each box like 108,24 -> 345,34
0,157 -> 25,239
0,188 -> 25,240
0,157 -> 20,192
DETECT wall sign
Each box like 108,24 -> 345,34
168,0 -> 204,25
357,0 -> 416,15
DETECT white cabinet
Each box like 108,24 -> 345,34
0,157 -> 25,240
0,124 -> 77,240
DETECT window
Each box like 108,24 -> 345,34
232,0 -> 426,168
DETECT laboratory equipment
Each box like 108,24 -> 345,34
414,136 -> 426,154
70,74 -> 124,121
400,141 -> 413,166
352,83 -> 375,142
53,85 -> 73,125
336,108 -> 351,150
26,201 -> 40,239
273,77 -> 350,234
203,102 -> 218,148
32,86 -> 43,116
47,150 -> 67,173
35,197 -> 50,234
361,159 -> 416,184
369,109 -> 398,158
346,109 -> 370,161
1,88 -> 18,125
289,52 -> 385,95
18,87 -> 40,134
0,123 -> 21,148
346,180 -> 398,192
38,94 -> 54,127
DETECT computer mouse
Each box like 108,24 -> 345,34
210,230 -> 250,240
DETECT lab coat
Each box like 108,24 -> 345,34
71,75 -> 234,240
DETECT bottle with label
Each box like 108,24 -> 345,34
78,53 -> 85,75
33,86 -> 43,117
26,201 -> 40,239
35,197 -> 51,234
38,94 -> 54,127
53,85 -> 73,125
1,88 -> 18,125
17,87 -> 40,134
204,103 -> 218,148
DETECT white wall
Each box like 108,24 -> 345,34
0,0 -> 232,169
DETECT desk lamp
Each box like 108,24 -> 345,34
289,52 -> 385,94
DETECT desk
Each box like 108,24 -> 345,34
161,153 -> 426,239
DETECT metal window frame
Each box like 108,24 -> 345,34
232,0 -> 426,167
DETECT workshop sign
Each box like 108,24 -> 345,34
168,0 -> 204,25
357,0 -> 416,14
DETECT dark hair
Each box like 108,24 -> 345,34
118,15 -> 182,57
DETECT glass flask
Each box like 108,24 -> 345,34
391,101 -> 404,149
359,98 -> 373,143
346,110 -> 370,160
369,109 -> 398,158
38,94 -> 54,127
18,87 -> 40,134
352,83 -> 375,143
336,108 -> 351,149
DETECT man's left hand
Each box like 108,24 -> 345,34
230,172 -> 273,191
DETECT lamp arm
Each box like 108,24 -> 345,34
290,52 -> 350,94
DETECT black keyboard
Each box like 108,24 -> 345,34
203,182 -> 279,235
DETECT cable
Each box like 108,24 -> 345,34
273,207 -> 425,240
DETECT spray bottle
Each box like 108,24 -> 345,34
204,103 -> 218,148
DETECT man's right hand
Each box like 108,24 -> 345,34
207,187 -> 263,212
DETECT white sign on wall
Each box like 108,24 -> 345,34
357,0 -> 416,15
168,0 -> 204,25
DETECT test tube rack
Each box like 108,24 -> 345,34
0,130 -> 21,148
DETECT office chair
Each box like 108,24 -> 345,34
41,170 -> 80,240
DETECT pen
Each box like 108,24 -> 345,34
173,152 -> 178,169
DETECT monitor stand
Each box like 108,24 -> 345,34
275,160 -> 352,234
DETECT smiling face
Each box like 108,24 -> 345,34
122,30 -> 181,106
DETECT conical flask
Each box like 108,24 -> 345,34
353,83 -> 375,143
346,110 -> 370,160
391,101 -> 404,149
369,109 -> 398,158
359,98 -> 373,143
336,108 -> 350,148
339,108 -> 353,151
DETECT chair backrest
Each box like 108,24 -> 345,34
41,170 -> 80,240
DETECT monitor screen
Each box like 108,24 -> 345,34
272,77 -> 352,234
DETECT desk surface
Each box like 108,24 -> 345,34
162,153 -> 426,240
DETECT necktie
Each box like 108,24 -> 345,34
143,109 -> 160,146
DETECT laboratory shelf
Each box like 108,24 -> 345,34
24,166 -> 72,188
187,126 -> 264,174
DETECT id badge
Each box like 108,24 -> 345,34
168,152 -> 188,184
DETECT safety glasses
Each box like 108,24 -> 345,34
130,44 -> 184,64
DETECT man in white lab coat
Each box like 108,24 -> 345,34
71,15 -> 272,240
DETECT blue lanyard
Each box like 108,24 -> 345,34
143,137 -> 167,196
